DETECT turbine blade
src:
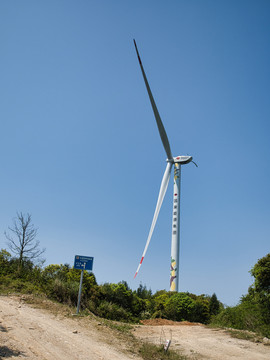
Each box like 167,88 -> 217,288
134,162 -> 172,278
133,39 -> 173,161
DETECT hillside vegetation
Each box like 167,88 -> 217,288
212,253 -> 270,338
0,249 -> 269,338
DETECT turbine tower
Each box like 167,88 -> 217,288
133,40 -> 195,292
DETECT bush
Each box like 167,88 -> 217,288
211,254 -> 270,338
164,293 -> 195,321
0,250 -> 12,276
95,301 -> 132,321
209,293 -> 220,315
48,279 -> 79,306
191,298 -> 210,324
250,253 -> 270,294
212,301 -> 270,338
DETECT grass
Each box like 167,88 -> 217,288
139,342 -> 189,360
208,323 -> 269,344
102,319 -> 133,333
225,329 -> 264,343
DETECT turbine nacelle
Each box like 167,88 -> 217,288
167,156 -> 193,165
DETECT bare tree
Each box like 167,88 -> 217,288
5,212 -> 45,271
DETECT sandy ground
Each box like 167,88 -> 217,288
134,320 -> 270,360
0,296 -> 139,360
1,295 -> 270,360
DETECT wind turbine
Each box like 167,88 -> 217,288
133,40 -> 196,292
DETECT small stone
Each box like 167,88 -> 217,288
73,330 -> 78,334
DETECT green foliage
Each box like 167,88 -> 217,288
152,293 -> 170,318
164,293 -> 195,321
212,301 -> 270,337
225,329 -> 263,342
136,284 -> 152,299
139,342 -> 188,360
42,264 -> 71,282
96,301 -> 132,321
209,293 -> 220,315
250,253 -> 270,294
0,249 -> 44,294
100,283 -> 133,309
0,249 -> 12,277
151,291 -> 211,324
191,297 -> 210,323
49,278 -> 78,305
0,248 -> 216,325
102,319 -> 133,332
97,282 -> 148,321
42,264 -> 98,307
212,254 -> 270,338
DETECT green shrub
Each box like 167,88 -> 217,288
212,301 -> 270,338
211,254 -> 270,338
139,342 -> 188,360
164,293 -> 195,321
191,298 -> 210,324
209,293 -> 220,315
0,250 -> 12,276
48,279 -> 79,306
96,301 -> 132,321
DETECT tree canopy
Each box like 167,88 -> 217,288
250,253 -> 270,294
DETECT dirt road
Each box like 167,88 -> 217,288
0,295 -> 270,360
134,320 -> 270,360
0,296 -> 139,360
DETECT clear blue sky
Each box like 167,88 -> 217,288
0,0 -> 269,306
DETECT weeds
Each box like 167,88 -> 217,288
102,319 -> 133,333
225,329 -> 263,343
139,342 -> 188,360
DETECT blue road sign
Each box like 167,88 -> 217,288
74,255 -> 94,271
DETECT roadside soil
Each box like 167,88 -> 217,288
0,295 -> 140,360
0,295 -> 270,360
134,319 -> 270,360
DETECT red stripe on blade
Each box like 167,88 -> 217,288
140,256 -> 144,264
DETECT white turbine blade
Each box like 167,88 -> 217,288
134,162 -> 172,278
133,39 -> 173,161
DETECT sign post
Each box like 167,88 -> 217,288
76,263 -> 85,314
74,255 -> 94,314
